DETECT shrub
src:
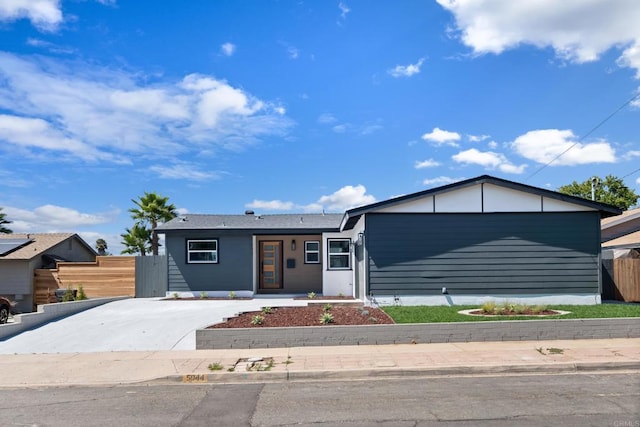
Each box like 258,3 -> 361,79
531,305 -> 547,314
172,292 -> 179,299
200,291 -> 207,299
228,291 -> 236,299
481,301 -> 496,314
62,287 -> 75,302
323,303 -> 333,313
261,306 -> 273,315
307,292 -> 316,299
76,285 -> 87,301
251,315 -> 265,325
319,312 -> 334,324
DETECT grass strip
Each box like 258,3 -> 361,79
383,303 -> 640,323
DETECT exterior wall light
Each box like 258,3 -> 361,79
291,239 -> 296,251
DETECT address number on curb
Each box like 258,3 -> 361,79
182,374 -> 207,383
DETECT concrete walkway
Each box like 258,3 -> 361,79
0,339 -> 638,387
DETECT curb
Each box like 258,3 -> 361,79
157,361 -> 640,385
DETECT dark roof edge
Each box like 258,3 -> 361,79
341,175 -> 622,230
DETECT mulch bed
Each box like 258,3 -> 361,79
209,305 -> 394,328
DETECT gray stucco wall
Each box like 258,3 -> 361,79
366,212 -> 601,296
166,231 -> 253,292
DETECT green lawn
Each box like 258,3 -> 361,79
383,303 -> 640,323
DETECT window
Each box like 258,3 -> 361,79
328,239 -> 350,269
305,241 -> 320,264
187,239 -> 218,263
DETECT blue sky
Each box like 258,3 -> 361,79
1,0 -> 639,254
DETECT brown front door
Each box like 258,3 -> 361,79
260,241 -> 282,289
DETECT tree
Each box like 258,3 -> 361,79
558,175 -> 639,210
128,192 -> 177,256
0,207 -> 12,234
95,238 -> 109,256
120,225 -> 152,256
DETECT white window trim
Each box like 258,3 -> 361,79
304,240 -> 320,264
327,238 -> 351,270
187,239 -> 218,264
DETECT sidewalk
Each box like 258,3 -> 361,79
0,338 -> 638,387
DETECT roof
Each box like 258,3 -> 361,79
341,175 -> 623,230
602,231 -> 640,249
156,213 -> 343,232
601,206 -> 640,230
601,206 -> 640,247
0,233 -> 94,260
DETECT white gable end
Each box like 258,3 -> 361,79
434,185 -> 482,212
543,197 -> 595,212
483,184 -> 541,212
366,182 -> 598,215
376,196 -> 434,213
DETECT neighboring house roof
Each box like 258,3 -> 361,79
157,213 -> 343,232
0,233 -> 95,260
602,206 -> 640,248
341,175 -> 622,230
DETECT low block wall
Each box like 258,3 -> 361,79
196,318 -> 640,349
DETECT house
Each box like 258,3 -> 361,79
156,175 -> 621,305
601,206 -> 640,249
0,233 -> 96,312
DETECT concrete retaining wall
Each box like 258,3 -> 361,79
196,317 -> 640,349
0,296 -> 129,340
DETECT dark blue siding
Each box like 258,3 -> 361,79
366,212 -> 601,295
166,231 -> 253,292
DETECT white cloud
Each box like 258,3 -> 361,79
468,134 -> 489,142
436,0 -> 640,77
388,58 -> 425,78
148,164 -> 219,181
338,2 -> 350,21
0,0 -> 62,31
220,42 -> 236,56
511,129 -> 616,165
415,159 -> 441,169
286,45 -> 299,59
637,177 -> 640,185
423,176 -> 465,186
332,124 -> 348,133
316,185 -> 375,212
421,127 -> 461,146
0,52 -> 291,164
487,140 -> 498,149
4,204 -> 116,232
317,113 -> 337,124
245,200 -> 295,211
452,148 -> 527,174
624,150 -> 640,160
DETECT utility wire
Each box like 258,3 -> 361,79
526,92 -> 640,181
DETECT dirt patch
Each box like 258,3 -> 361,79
209,305 -> 394,328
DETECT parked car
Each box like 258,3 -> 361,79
0,296 -> 15,324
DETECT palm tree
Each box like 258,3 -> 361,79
120,225 -> 152,256
129,192 -> 177,255
0,208 -> 12,234
95,238 -> 108,256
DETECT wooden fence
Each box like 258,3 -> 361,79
34,256 -> 135,306
610,258 -> 640,302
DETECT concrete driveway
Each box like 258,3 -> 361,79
0,298 -> 308,354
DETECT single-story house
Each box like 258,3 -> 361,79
156,175 -> 621,305
0,233 -> 96,312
